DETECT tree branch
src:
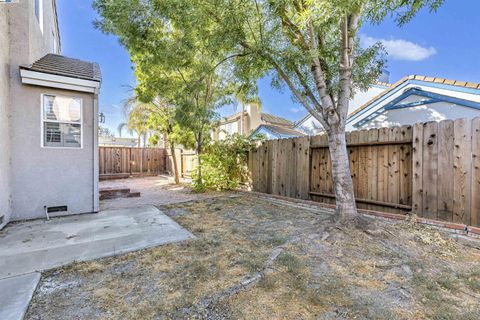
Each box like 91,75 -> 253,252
267,55 -> 328,129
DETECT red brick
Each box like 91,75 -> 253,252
467,226 -> 480,235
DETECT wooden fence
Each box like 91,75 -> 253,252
166,149 -> 197,178
99,147 -> 167,179
248,118 -> 480,227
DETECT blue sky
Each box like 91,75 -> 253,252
57,0 -> 480,135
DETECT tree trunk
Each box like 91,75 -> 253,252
327,127 -> 357,220
195,132 -> 203,187
170,143 -> 180,184
195,141 -> 203,186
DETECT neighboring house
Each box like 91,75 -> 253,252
295,82 -> 390,135
213,103 -> 304,140
250,124 -> 306,140
346,75 -> 480,130
99,137 -> 139,147
0,0 -> 101,229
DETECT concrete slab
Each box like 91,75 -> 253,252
0,273 -> 40,320
0,206 -> 193,279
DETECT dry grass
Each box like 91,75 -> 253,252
26,195 -> 480,320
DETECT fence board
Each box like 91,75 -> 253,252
471,118 -> 480,227
422,122 -> 438,219
412,123 -> 424,214
378,128 -> 390,203
453,118 -> 471,224
388,127 -> 401,209
248,118 -> 480,227
437,120 -> 454,222
99,147 -> 166,178
399,125 -> 413,206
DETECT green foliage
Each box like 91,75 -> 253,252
192,134 -> 256,191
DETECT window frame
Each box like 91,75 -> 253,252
40,93 -> 83,149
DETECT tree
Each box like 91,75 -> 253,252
144,97 -> 194,185
94,0 -> 443,217
144,0 -> 440,220
119,99 -> 151,148
94,0 -> 238,190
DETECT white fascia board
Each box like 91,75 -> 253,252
20,70 -> 101,94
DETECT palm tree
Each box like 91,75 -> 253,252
119,98 -> 152,147
122,96 -> 182,184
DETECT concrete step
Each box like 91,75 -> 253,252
99,187 -> 140,200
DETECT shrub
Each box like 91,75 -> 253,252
193,134 -> 257,191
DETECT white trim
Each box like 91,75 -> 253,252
40,93 -> 84,149
21,70 -> 100,93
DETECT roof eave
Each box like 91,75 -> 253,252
20,69 -> 101,94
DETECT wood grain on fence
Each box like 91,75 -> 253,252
99,147 -> 167,179
249,118 -> 480,227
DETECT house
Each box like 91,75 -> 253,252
295,82 -> 390,135
346,75 -> 480,130
0,0 -> 101,229
250,124 -> 306,140
213,103 -> 304,140
295,75 -> 480,134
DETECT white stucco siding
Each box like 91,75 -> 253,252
354,102 -> 480,130
10,86 -> 97,221
296,85 -> 387,135
0,6 -> 12,228
347,81 -> 480,131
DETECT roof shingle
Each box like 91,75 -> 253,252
261,113 -> 292,126
255,124 -> 305,138
21,54 -> 101,82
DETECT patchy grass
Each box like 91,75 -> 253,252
26,195 -> 480,319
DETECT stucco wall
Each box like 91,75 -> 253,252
355,102 -> 480,130
1,0 -> 84,224
346,82 -> 480,131
10,86 -> 97,221
296,86 -> 387,135
0,6 -> 12,229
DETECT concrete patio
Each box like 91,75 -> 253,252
0,205 -> 193,279
0,204 -> 193,320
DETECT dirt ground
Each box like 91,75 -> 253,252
100,176 -> 223,210
26,194 -> 480,320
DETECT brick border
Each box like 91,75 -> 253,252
239,191 -> 480,239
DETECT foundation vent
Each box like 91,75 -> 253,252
46,206 -> 68,213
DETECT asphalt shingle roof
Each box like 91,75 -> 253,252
21,54 -> 101,82
259,124 -> 305,137
261,113 -> 292,126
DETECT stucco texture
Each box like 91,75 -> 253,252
0,5 -> 12,229
10,86 -> 97,221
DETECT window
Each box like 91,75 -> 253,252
42,95 -> 82,148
